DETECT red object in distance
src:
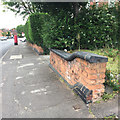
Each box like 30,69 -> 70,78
14,35 -> 18,45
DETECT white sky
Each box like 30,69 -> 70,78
0,1 -> 26,29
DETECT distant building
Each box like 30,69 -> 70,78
0,29 -> 9,37
0,28 -> 17,37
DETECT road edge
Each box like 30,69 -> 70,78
0,48 -> 10,62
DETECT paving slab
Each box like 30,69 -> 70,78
90,95 -> 119,118
1,42 -> 92,118
1,42 -> 119,118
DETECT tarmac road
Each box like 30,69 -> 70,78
0,38 -> 14,119
0,38 -> 14,58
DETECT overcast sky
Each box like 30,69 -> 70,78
0,1 -> 26,30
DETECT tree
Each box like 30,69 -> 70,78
16,25 -> 24,37
2,32 -> 6,36
6,31 -> 11,37
2,0 -> 40,19
2,1 -> 87,19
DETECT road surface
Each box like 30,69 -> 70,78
0,38 -> 14,118
0,39 -> 14,58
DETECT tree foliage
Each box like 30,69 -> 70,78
2,0 -> 39,19
24,4 -> 119,54
6,31 -> 11,36
2,1 -> 87,19
16,24 -> 24,37
2,32 -> 6,36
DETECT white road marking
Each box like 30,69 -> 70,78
21,91 -> 25,95
16,76 -> 23,80
30,89 -> 41,94
28,71 -> 34,76
17,63 -> 34,69
10,55 -> 22,60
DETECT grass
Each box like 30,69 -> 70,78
101,92 -> 116,101
59,77 -> 65,83
88,106 -> 96,118
95,92 -> 116,103
95,100 -> 101,103
104,114 -> 117,119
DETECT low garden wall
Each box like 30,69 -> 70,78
27,42 -> 44,55
49,49 -> 108,104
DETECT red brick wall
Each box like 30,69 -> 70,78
50,51 -> 107,102
27,42 -> 44,54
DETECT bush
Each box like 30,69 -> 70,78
24,4 -> 119,53
41,10 -> 77,51
109,3 -> 120,49
104,48 -> 119,58
76,5 -> 118,50
16,25 -> 24,37
24,21 -> 30,42
24,13 -> 49,54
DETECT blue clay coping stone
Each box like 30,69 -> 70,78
51,49 -> 108,63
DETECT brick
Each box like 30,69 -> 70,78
99,63 -> 107,68
80,76 -> 88,87
61,64 -> 65,72
99,73 -> 106,79
97,68 -> 106,73
76,58 -> 81,63
86,79 -> 96,85
87,84 -> 104,90
70,74 -> 75,81
97,79 -> 105,84
85,67 -> 97,74
88,63 -> 98,69
75,62 -> 81,67
80,59 -> 88,66
81,75 -> 96,85
71,79 -> 77,85
80,63 -> 85,70
73,64 -> 80,73
94,88 -> 105,94
77,68 -> 82,75
81,70 -> 88,77
29,43 -> 44,53
74,77 -> 80,82
88,74 -> 98,80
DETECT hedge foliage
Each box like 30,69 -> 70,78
24,21 -> 30,42
24,4 -> 119,54
76,5 -> 118,49
25,13 -> 49,54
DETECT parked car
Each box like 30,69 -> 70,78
19,37 -> 26,42
0,37 -> 7,41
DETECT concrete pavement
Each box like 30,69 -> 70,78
1,41 -> 119,118
1,42 -> 92,118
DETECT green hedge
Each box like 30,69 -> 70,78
41,11 -> 77,50
25,13 -> 49,54
24,21 -> 30,43
24,4 -> 119,54
76,5 -> 118,50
